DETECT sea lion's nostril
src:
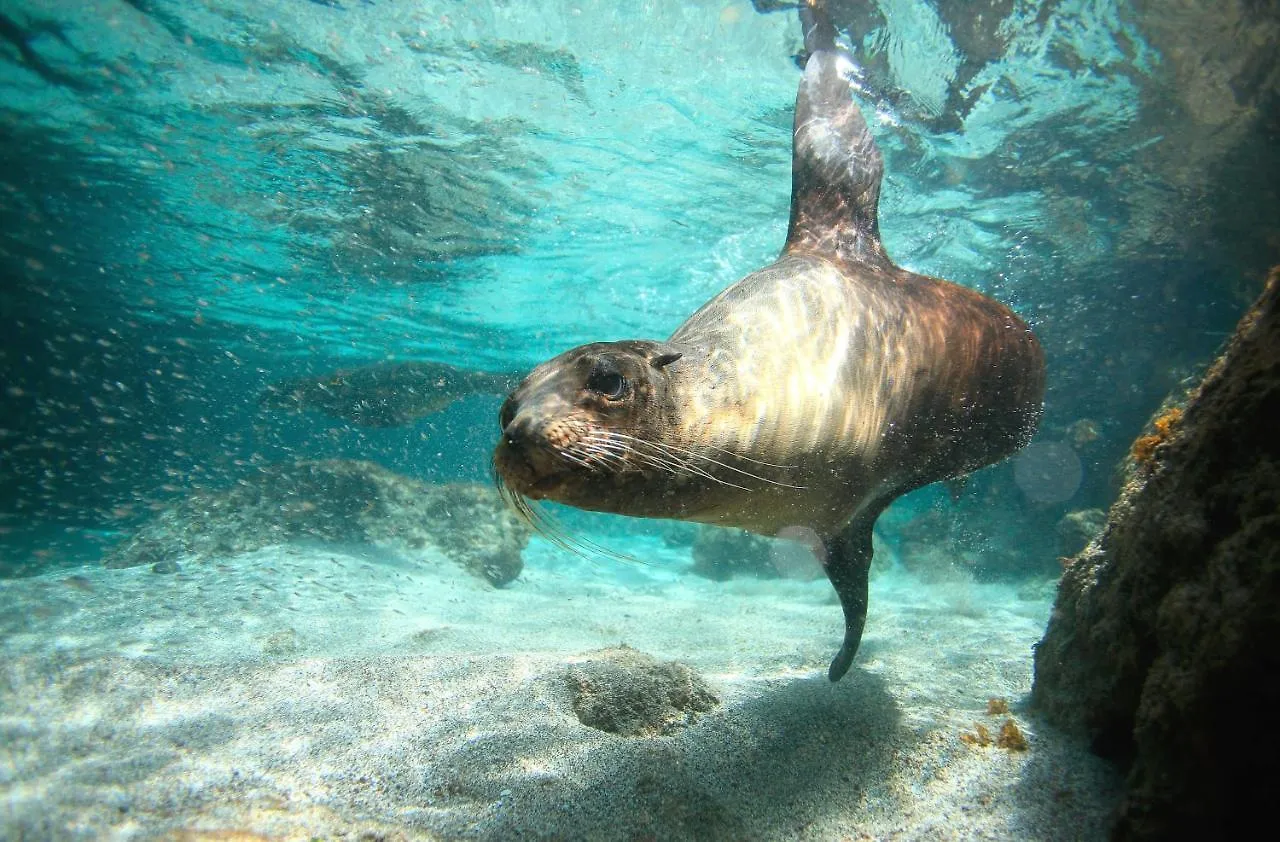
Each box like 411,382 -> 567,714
502,415 -> 531,449
498,398 -> 517,433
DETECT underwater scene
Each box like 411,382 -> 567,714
2,0 -> 1278,839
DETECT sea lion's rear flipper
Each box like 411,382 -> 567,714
785,0 -> 889,268
824,515 -> 875,681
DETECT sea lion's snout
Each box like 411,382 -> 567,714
494,341 -> 682,503
497,394 -> 525,448
498,408 -> 552,471
494,385 -> 585,499
496,396 -> 538,463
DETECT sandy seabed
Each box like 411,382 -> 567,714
0,535 -> 1119,841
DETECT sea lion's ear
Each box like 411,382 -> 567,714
650,351 -> 683,370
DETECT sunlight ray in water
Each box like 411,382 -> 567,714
1,0 -> 1276,838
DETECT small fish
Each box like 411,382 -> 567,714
258,360 -> 520,427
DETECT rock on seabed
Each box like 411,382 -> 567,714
104,459 -> 530,586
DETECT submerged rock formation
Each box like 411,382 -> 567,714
258,360 -> 517,428
1054,508 -> 1106,557
690,524 -> 889,582
690,525 -> 779,581
104,459 -> 530,586
1032,268 -> 1280,840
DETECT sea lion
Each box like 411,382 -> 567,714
260,361 -> 517,428
493,0 -> 1045,681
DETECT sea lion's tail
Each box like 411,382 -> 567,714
783,0 -> 890,269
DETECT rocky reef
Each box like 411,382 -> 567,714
689,524 -> 881,582
1054,508 -> 1106,557
690,526 -> 782,581
104,459 -> 530,586
1032,268 -> 1280,840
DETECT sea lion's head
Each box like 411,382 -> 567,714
494,340 -> 685,512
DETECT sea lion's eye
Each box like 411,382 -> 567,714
587,365 -> 628,400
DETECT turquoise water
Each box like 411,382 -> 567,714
2,0 -> 1271,555
0,1 -> 1275,838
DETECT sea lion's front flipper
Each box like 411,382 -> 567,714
824,515 -> 875,682
785,0 -> 889,268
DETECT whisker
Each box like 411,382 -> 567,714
530,501 -> 646,565
613,431 -> 807,490
589,430 -> 753,490
572,438 -> 629,472
584,431 -> 739,488
697,441 -> 799,470
637,445 -> 748,489
558,451 -> 596,471
615,435 -> 767,490
493,458 -> 644,565
579,432 -> 681,476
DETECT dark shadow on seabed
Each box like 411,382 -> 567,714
0,649 -> 904,840
422,668 -> 907,840
1010,713 -> 1126,839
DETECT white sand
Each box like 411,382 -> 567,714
0,536 -> 1119,840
